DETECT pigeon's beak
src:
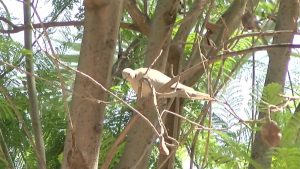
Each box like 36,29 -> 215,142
122,71 -> 129,80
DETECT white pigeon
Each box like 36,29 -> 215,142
122,68 -> 213,100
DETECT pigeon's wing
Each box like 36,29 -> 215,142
142,68 -> 171,89
122,68 -> 213,100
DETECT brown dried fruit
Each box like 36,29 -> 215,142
205,22 -> 219,33
242,11 -> 259,30
261,121 -> 282,147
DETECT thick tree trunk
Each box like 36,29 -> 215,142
62,1 -> 124,169
249,1 -> 299,168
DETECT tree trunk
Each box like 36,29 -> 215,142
62,1 -> 124,169
249,1 -> 299,168
116,0 -> 179,168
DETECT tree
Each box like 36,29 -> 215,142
0,0 -> 300,169
61,1 -> 125,169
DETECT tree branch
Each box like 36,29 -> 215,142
164,43 -> 300,88
125,0 -> 151,36
0,17 -> 83,33
0,17 -> 142,34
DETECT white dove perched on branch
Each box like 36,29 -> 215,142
122,68 -> 213,100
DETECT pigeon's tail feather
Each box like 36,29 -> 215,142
170,89 -> 214,100
188,91 -> 214,100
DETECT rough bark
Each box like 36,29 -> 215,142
249,0 -> 299,168
61,0 -> 124,168
23,0 -> 46,168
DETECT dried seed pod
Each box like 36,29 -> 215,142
242,11 -> 259,30
205,22 -> 219,48
205,22 -> 219,33
261,121 -> 282,147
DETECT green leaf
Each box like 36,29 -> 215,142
59,54 -> 79,63
20,48 -> 33,56
261,83 -> 283,105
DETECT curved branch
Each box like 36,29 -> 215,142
0,16 -> 18,29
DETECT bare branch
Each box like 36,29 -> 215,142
0,17 -> 83,33
0,17 -> 144,34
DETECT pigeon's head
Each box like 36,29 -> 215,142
122,68 -> 136,81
